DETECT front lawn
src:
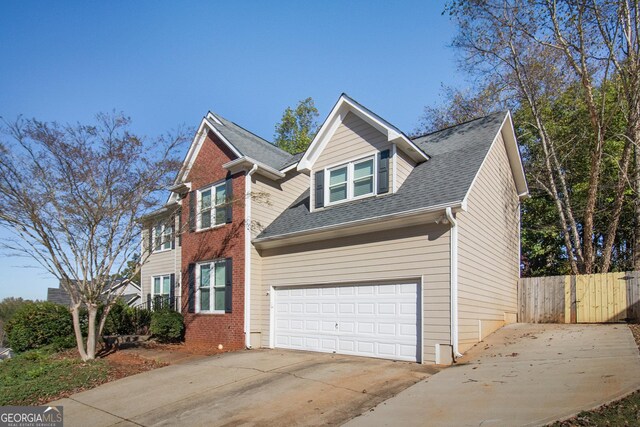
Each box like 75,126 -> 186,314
0,347 -> 164,405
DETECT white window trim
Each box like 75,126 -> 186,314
196,181 -> 227,231
324,154 -> 377,206
152,224 -> 173,253
151,274 -> 172,297
195,259 -> 226,314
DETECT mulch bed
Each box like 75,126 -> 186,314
140,341 -> 234,356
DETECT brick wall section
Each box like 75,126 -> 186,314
180,130 -> 246,350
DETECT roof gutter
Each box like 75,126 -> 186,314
223,157 -> 285,180
445,207 -> 463,360
253,200 -> 464,247
244,164 -> 258,349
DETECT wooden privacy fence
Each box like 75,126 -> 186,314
518,271 -> 640,323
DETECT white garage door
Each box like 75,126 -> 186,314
274,282 -> 419,362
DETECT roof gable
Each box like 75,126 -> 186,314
169,111 -> 300,203
256,110 -> 528,245
297,94 -> 429,172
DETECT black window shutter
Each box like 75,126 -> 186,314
378,149 -> 390,194
224,258 -> 233,313
148,228 -> 154,254
170,220 -> 176,250
146,293 -> 151,309
225,176 -> 233,223
188,191 -> 196,232
315,170 -> 324,209
169,273 -> 175,309
187,263 -> 195,313
177,209 -> 182,246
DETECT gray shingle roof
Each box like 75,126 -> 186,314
209,113 -> 300,170
256,111 -> 507,240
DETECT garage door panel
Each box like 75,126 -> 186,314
274,282 -> 419,362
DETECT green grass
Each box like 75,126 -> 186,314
0,348 -> 110,405
550,390 -> 640,426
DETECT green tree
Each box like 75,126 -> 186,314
0,113 -> 185,360
274,97 -> 319,154
0,297 -> 32,325
0,297 -> 33,346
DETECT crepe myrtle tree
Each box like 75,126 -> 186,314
0,113 -> 186,360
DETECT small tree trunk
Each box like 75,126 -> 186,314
86,303 -> 98,360
601,139 -> 633,273
635,143 -> 640,271
70,303 -> 89,361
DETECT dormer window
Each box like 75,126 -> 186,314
326,156 -> 376,205
314,150 -> 389,209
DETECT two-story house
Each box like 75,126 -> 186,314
140,94 -> 527,364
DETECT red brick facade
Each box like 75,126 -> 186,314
180,130 -> 246,350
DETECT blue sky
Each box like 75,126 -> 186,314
0,1 -> 464,300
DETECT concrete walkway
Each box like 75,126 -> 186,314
346,323 -> 640,427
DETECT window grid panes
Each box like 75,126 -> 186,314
329,166 -> 348,203
353,159 -> 374,197
325,156 -> 375,204
153,224 -> 172,252
198,184 -> 226,230
153,275 -> 171,296
197,261 -> 226,312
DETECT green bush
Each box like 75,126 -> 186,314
150,310 -> 183,342
103,300 -> 133,335
131,308 -> 152,335
5,302 -> 74,353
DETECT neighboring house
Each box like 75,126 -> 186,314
140,94 -> 528,364
47,279 -> 141,307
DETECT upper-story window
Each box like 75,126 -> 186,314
153,224 -> 173,252
326,156 -> 376,204
198,183 -> 227,230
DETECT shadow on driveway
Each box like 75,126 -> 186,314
51,349 -> 438,426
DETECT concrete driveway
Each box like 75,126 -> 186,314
52,348 -> 436,426
346,323 -> 640,427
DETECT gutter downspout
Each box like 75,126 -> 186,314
445,207 -> 463,359
244,164 -> 258,349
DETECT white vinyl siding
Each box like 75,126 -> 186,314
250,170 -> 308,348
140,215 -> 181,305
456,131 -> 520,353
395,148 -> 417,190
259,223 -> 451,364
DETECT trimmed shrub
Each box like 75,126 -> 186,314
5,302 -> 74,353
103,300 -> 134,336
150,310 -> 184,342
131,308 -> 152,335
